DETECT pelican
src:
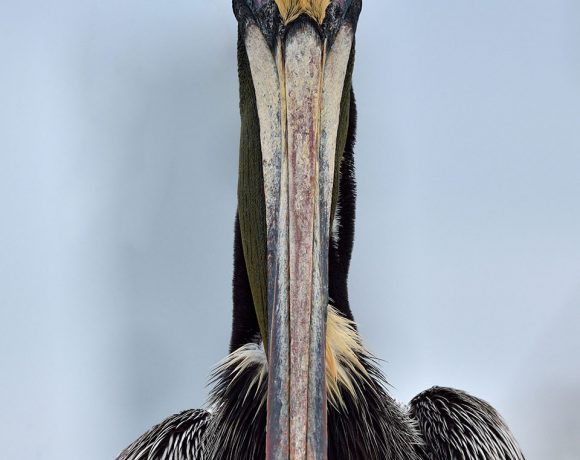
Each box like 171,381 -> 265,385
118,1 -> 525,459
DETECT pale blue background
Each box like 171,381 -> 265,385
1,1 -> 579,459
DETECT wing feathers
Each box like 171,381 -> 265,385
116,409 -> 209,460
410,387 -> 525,460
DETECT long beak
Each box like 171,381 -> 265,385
245,20 -> 353,460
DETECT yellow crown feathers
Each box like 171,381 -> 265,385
274,0 -> 332,24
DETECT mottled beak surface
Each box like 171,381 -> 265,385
237,1 -> 360,458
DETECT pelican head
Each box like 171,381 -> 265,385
232,1 -> 362,458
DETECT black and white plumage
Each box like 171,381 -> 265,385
118,338 -> 525,459
117,409 -> 209,460
117,1 -> 525,459
410,387 -> 525,460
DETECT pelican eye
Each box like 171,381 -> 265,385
334,0 -> 353,8
248,0 -> 270,8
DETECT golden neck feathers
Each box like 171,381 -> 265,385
274,0 -> 331,24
